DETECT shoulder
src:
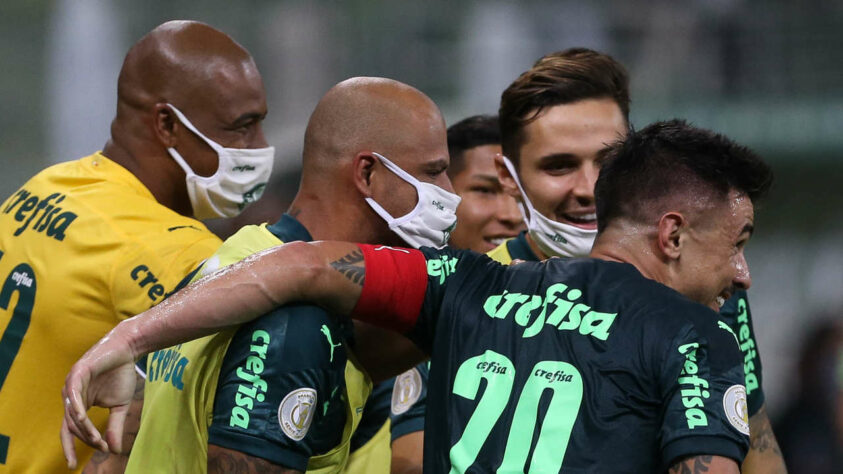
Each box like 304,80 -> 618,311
486,239 -> 513,264
228,303 -> 347,371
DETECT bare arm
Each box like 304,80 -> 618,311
669,455 -> 740,474
61,241 -> 366,467
390,431 -> 424,474
129,241 -> 366,356
207,444 -> 302,474
353,321 -> 427,383
741,404 -> 787,474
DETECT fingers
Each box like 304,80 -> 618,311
63,386 -> 107,452
60,415 -> 78,470
104,404 -> 130,454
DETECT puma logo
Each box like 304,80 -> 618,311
320,325 -> 342,362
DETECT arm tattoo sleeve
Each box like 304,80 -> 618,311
207,444 -> 301,474
748,407 -> 783,456
330,250 -> 365,286
669,455 -> 714,474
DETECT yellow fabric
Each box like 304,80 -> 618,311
486,240 -> 514,265
128,224 -> 372,473
0,153 -> 221,473
343,419 -> 392,474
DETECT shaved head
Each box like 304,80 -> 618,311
104,20 -> 268,216
116,20 -> 260,116
301,77 -> 446,177
288,77 -> 450,246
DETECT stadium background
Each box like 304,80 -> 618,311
0,0 -> 840,426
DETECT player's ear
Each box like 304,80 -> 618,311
152,103 -> 178,148
494,153 -> 521,199
656,212 -> 685,261
352,152 -> 377,198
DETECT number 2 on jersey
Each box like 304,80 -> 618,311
449,350 -> 583,473
0,250 -> 38,464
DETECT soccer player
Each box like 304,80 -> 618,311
0,21 -> 273,473
347,114 -> 522,474
445,115 -> 523,252
111,77 -> 458,473
490,48 -> 785,473
64,119 -> 770,473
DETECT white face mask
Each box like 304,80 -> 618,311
364,152 -> 461,249
166,104 -> 275,220
501,155 -> 597,258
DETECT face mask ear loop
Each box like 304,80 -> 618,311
371,152 -> 425,225
501,155 -> 539,227
166,104 -> 225,154
165,104 -> 227,183
364,197 -> 398,223
166,147 -> 195,179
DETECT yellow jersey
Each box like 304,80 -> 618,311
0,153 -> 221,472
128,216 -> 371,473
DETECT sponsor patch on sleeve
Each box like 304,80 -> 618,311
391,368 -> 423,415
278,388 -> 317,441
722,384 -> 750,436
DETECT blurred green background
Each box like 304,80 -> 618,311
1,0 -> 841,421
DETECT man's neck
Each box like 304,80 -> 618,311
590,227 -> 667,285
288,193 -> 383,244
524,231 -> 551,261
103,138 -> 193,217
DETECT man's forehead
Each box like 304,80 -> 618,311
520,99 -> 627,157
726,190 -> 755,233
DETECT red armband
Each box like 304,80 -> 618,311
351,244 -> 428,333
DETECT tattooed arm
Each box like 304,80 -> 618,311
741,404 -> 787,474
62,241 -> 368,463
208,444 -> 302,474
669,455 -> 740,474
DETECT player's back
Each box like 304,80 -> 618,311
0,154 -> 220,472
415,252 -> 749,473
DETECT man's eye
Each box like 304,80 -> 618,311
470,186 -> 496,195
541,162 -> 577,174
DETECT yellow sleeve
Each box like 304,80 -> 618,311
110,233 -> 221,319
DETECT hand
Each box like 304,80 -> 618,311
60,325 -> 139,469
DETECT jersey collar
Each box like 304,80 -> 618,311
507,230 -> 540,262
266,213 -> 314,243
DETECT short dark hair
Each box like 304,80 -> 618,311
446,115 -> 501,178
499,48 -> 630,164
595,119 -> 774,232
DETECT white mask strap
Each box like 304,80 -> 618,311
367,152 -> 425,225
166,104 -> 224,154
501,155 -> 539,223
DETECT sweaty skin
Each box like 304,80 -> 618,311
64,77 -> 450,470
61,235 -> 742,473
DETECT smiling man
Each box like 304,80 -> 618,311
491,48 -> 785,473
446,115 -> 523,252
63,119 -> 773,473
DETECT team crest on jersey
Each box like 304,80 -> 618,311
278,388 -> 317,441
391,368 -> 422,415
723,384 -> 750,435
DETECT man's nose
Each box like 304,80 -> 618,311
733,252 -> 752,290
496,194 -> 523,228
